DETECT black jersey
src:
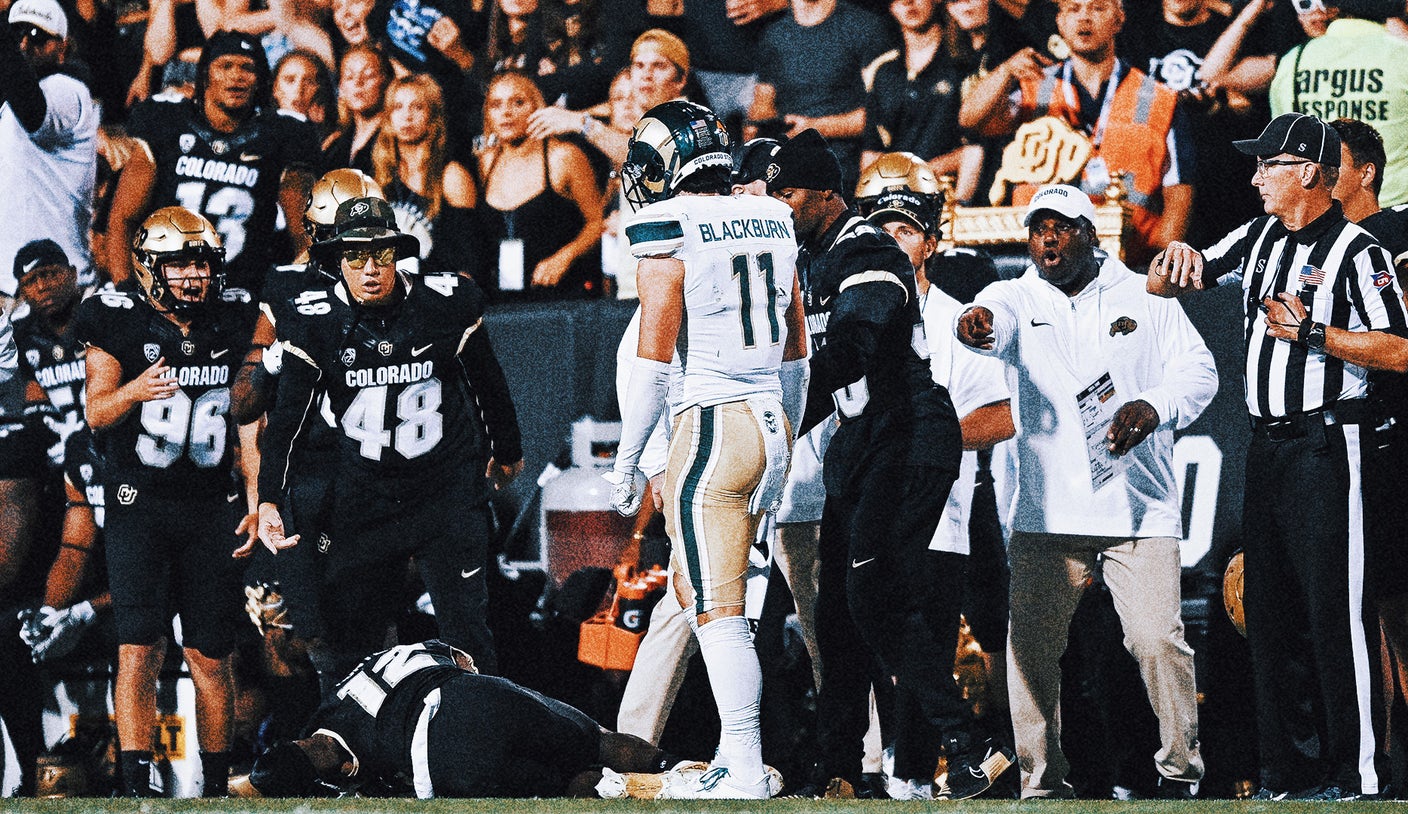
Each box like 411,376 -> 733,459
259,272 -> 521,507
65,428 -> 106,530
312,640 -> 471,783
125,98 -> 319,293
14,303 -> 87,466
799,213 -> 958,459
71,289 -> 257,499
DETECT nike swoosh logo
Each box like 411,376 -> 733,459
412,344 -> 433,356
851,557 -> 876,569
818,295 -> 833,307
211,348 -> 229,359
239,152 -> 261,162
1030,319 -> 1051,327
461,567 -> 482,578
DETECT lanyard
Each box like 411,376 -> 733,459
1061,60 -> 1122,148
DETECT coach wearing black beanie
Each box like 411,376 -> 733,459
769,131 -> 981,799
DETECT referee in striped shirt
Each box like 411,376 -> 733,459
1148,113 -> 1408,801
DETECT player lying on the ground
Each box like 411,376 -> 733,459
244,640 -> 699,798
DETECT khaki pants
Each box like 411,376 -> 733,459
1006,532 -> 1203,797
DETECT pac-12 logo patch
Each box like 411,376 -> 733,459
116,484 -> 138,505
144,343 -> 160,362
341,347 -> 357,366
1109,316 -> 1138,336
25,349 -> 39,368
1373,270 -> 1394,290
179,133 -> 196,154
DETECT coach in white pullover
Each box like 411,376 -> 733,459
957,184 -> 1216,799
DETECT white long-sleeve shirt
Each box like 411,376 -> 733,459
966,252 -> 1217,538
923,286 -> 1010,554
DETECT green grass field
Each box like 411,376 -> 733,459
0,800 -> 1400,813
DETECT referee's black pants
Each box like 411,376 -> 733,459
1242,416 -> 1387,795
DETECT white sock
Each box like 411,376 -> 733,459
694,615 -> 765,779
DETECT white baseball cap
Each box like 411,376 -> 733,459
9,0 -> 68,40
1023,184 -> 1097,227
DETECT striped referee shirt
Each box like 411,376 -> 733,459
1203,202 -> 1408,418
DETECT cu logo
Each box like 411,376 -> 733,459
116,484 -> 139,505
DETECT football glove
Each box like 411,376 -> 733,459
602,467 -> 646,517
29,601 -> 97,663
244,583 -> 292,636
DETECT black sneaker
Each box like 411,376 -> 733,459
1252,784 -> 1330,801
1302,785 -> 1386,801
940,739 -> 1016,800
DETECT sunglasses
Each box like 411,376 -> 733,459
343,246 -> 397,269
1255,158 -> 1313,172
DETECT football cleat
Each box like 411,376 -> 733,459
936,739 -> 1016,800
656,764 -> 782,799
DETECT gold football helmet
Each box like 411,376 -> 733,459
856,152 -> 943,233
131,206 -> 225,313
1223,550 -> 1246,637
305,169 -> 385,242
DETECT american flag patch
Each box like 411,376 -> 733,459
1299,264 -> 1325,286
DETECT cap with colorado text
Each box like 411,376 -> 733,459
1023,184 -> 1097,227
8,0 -> 68,39
1233,113 -> 1341,167
867,189 -> 933,232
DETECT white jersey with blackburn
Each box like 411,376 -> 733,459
624,194 -> 800,412
71,288 -> 256,499
125,99 -> 319,293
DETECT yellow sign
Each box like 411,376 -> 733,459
988,116 -> 1093,205
71,714 -> 185,761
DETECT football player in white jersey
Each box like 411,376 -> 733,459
606,100 -> 809,799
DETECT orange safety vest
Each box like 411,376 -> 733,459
1015,65 -> 1178,264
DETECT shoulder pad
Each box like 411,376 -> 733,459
95,291 -> 137,309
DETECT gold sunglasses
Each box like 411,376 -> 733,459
343,246 -> 397,269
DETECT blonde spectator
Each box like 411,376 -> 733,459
477,71 -> 603,300
273,49 -> 335,136
322,42 -> 393,173
372,73 -> 483,276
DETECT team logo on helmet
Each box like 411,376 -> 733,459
144,343 -> 160,363
341,348 -> 357,366
116,484 -> 138,505
179,134 -> 196,154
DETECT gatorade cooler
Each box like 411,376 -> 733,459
539,417 -> 635,586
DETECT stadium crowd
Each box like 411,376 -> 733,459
4,0 -> 1408,800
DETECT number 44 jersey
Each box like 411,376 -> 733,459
72,289 -> 256,499
625,194 -> 800,412
260,272 -> 520,507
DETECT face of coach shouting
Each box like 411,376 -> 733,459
1028,210 -> 1100,295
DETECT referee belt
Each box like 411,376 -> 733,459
1250,399 -> 1370,441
